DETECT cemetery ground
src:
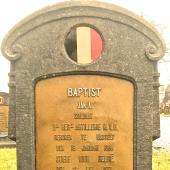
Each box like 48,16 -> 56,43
0,148 -> 16,170
0,115 -> 170,170
153,115 -> 170,169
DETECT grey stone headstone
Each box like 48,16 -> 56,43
1,1 -> 165,170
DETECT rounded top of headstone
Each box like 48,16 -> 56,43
1,1 -> 165,61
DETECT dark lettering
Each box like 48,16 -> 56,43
54,135 -> 72,141
104,145 -> 114,151
96,134 -> 114,140
78,156 -> 89,163
56,156 -> 71,163
56,145 -> 64,151
74,113 -> 93,119
98,155 -> 114,163
56,167 -> 64,170
82,145 -> 99,151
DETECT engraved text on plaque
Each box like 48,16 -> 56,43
35,75 -> 134,170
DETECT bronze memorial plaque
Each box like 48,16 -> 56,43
35,75 -> 134,170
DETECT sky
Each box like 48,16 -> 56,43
0,0 -> 170,92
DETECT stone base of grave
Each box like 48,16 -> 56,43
0,134 -> 16,148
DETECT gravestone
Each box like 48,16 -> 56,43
0,92 -> 9,136
0,92 -> 16,147
1,1 -> 165,170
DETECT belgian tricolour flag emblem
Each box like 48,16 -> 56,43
65,26 -> 103,64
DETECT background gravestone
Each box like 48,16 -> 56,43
1,1 -> 165,170
0,92 -> 8,136
0,92 -> 15,147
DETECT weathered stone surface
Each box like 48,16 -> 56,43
1,1 -> 165,170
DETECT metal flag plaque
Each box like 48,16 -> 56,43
65,26 -> 103,64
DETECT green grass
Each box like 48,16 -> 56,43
160,113 -> 170,117
153,149 -> 170,170
0,148 -> 170,170
0,148 -> 16,170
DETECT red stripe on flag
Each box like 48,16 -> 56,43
91,29 -> 102,61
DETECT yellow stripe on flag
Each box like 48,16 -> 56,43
77,27 -> 91,64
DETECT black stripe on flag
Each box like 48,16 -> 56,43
65,29 -> 77,62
